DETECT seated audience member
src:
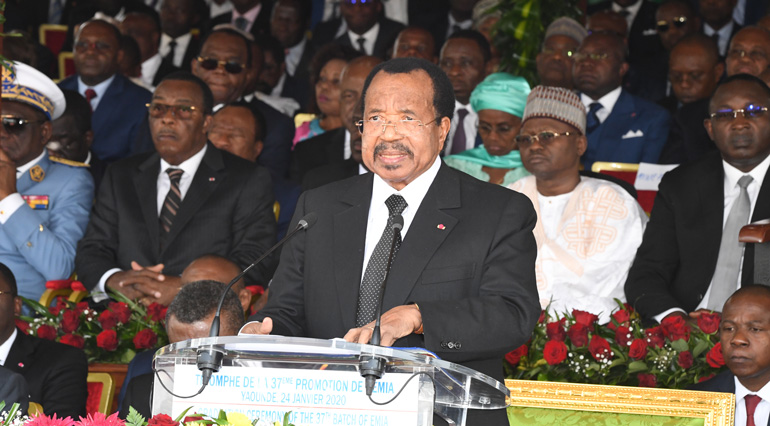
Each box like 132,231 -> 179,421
509,86 -> 647,323
75,72 -> 277,306
159,0 -> 202,72
444,73 -> 531,186
574,32 -> 671,169
311,0 -> 405,60
119,280 -> 245,418
392,27 -> 437,63
0,263 -> 88,418
254,35 -> 304,115
118,35 -> 145,87
0,366 -> 29,414
625,74 -> 770,322
472,0 -> 502,70
270,0 -> 315,98
725,27 -> 770,78
210,0 -> 273,38
655,0 -> 700,53
294,44 -> 360,145
50,90 -> 108,189
191,26 -> 295,181
536,17 -> 587,91
659,34 -> 723,164
290,56 -> 380,183
180,254 -> 253,312
209,103 -> 300,240
691,285 -> 770,424
59,19 -> 153,163
0,62 -> 94,301
700,0 -> 741,58
120,11 -> 180,90
439,30 -> 491,155
586,10 -> 628,38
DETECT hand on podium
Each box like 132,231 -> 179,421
240,317 -> 274,335
343,304 -> 422,346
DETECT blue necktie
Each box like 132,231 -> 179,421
586,102 -> 603,134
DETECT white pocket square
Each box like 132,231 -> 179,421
621,129 -> 644,139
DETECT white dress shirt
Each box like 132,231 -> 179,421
0,150 -> 47,224
446,13 -> 473,39
140,52 -> 163,89
232,3 -> 262,33
208,0 -> 233,18
0,329 -> 18,366
382,0 -> 408,25
580,86 -> 622,124
735,378 -> 770,426
160,32 -> 193,69
445,100 -> 478,155
611,0 -> 642,34
77,74 -> 116,111
361,157 -> 441,280
733,0 -> 747,25
704,21 -> 735,57
347,23 -> 380,56
285,38 -> 307,77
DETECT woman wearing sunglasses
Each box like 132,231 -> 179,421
443,73 -> 531,186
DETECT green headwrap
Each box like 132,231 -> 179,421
470,72 -> 531,118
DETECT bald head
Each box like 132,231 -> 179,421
726,27 -> 770,77
181,255 -> 243,289
669,34 -> 723,103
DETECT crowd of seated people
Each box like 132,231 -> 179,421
2,0 -> 770,420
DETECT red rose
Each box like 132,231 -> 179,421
572,310 -> 599,327
109,302 -> 131,324
615,326 -> 632,347
706,343 -> 725,368
661,315 -> 691,341
678,351 -> 694,369
645,326 -> 665,348
608,310 -> 631,331
637,373 -> 657,387
628,339 -> 648,360
71,281 -> 87,291
567,323 -> 590,347
36,324 -> 57,340
98,310 -> 118,330
133,329 -> 158,350
623,303 -> 634,313
546,321 -> 566,342
48,298 -> 67,316
76,301 -> 89,312
543,340 -> 568,365
697,312 -> 721,334
61,309 -> 80,333
14,319 -> 30,334
505,345 -> 529,365
96,329 -> 119,351
147,303 -> 166,322
699,373 -> 716,383
60,333 -> 85,349
45,280 -> 72,290
147,414 -> 178,426
588,335 -> 612,361
538,310 -> 546,324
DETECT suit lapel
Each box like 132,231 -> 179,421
92,76 -> 124,136
5,331 -> 34,375
382,164 -> 460,308
134,153 -> 162,257
700,155 -> 726,275
333,174 -> 373,330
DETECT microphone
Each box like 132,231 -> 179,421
360,214 -> 403,396
197,212 -> 318,386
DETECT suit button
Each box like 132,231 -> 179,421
447,342 -> 455,349
455,342 -> 462,350
440,342 -> 447,349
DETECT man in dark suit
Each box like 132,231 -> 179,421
625,74 -> 770,322
312,0 -> 405,60
270,0 -> 314,101
691,285 -> 770,424
700,0 -> 742,58
573,32 -> 671,169
59,19 -> 152,163
209,0 -> 274,38
159,0 -> 201,72
243,58 -> 539,424
0,263 -> 87,418
120,11 -> 180,89
75,73 -> 277,305
725,26 -> 770,78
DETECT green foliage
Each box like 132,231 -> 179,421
125,407 -> 147,426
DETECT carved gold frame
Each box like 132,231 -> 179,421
506,379 -> 735,426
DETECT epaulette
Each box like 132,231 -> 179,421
49,156 -> 91,168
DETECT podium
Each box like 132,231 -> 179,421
151,335 -> 510,426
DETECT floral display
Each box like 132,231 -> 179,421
16,282 -> 168,364
505,302 -> 727,388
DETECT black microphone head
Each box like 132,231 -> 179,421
392,214 -> 404,231
298,212 -> 318,230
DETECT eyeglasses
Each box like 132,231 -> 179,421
572,52 -> 610,62
541,48 -> 575,58
727,48 -> 769,62
1,116 -> 45,134
357,117 -> 439,136
656,16 -> 688,33
477,123 -> 517,136
74,41 -> 114,52
709,105 -> 768,122
146,102 -> 201,119
514,131 -> 578,148
195,57 -> 246,74
0,290 -> 16,297
342,0 -> 374,4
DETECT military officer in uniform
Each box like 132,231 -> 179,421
0,61 -> 94,300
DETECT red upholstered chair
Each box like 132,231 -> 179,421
740,218 -> 770,284
87,372 -> 115,415
39,24 -> 68,57
591,162 -> 657,215
58,52 -> 76,82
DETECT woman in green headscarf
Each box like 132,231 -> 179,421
444,73 -> 531,186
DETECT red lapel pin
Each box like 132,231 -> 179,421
437,224 -> 446,230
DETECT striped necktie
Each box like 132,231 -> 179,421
159,168 -> 184,239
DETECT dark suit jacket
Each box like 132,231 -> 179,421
280,72 -> 310,113
312,18 -> 405,59
6,330 -> 88,418
289,127 -> 346,184
251,162 -> 540,423
151,57 -> 180,87
119,373 -> 153,419
210,1 -> 274,38
75,143 -> 278,288
583,88 -> 672,169
0,366 -> 29,414
248,97 -> 295,180
302,158 -> 361,191
659,98 -> 717,165
288,39 -> 315,102
624,151 -> 770,320
180,35 -> 201,72
117,349 -> 154,411
59,74 -> 153,163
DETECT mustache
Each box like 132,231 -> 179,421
373,142 -> 413,157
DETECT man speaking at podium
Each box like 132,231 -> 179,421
242,58 -> 540,424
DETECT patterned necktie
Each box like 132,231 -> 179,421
356,194 -> 408,327
707,175 -> 754,310
745,394 -> 761,426
356,37 -> 367,54
165,40 -> 177,64
235,17 -> 249,31
159,168 -> 184,236
586,102 -> 603,134
451,108 -> 469,155
85,88 -> 97,112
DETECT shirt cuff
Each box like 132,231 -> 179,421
0,193 -> 25,225
92,268 -> 122,302
653,308 -> 686,324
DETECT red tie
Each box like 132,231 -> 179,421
746,394 -> 762,426
84,88 -> 97,111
